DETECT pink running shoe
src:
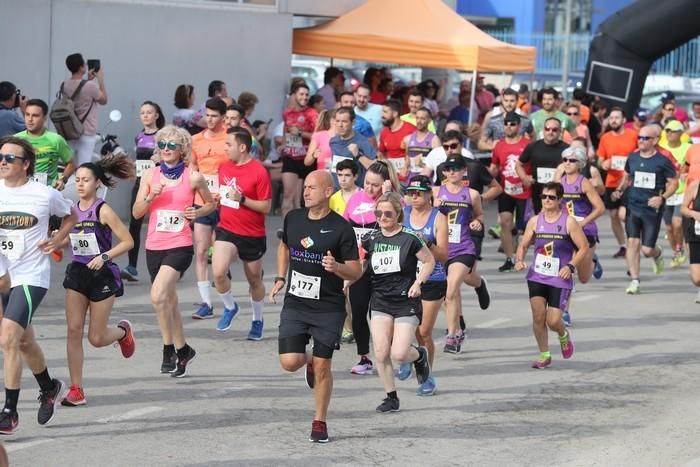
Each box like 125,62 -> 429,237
561,332 -> 574,359
531,357 -> 552,369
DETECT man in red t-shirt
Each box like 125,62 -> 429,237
212,127 -> 272,340
378,99 -> 415,179
488,112 -> 531,272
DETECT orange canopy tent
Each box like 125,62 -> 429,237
292,0 -> 536,72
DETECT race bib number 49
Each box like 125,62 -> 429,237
534,254 -> 560,277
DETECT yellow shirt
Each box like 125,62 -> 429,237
660,140 -> 692,194
400,113 -> 436,134
329,190 -> 348,216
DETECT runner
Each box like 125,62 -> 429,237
611,125 -> 678,294
328,106 -> 376,188
329,159 -> 359,216
403,108 -> 440,181
0,136 -> 77,435
132,125 -> 215,377
434,155 -> 489,354
401,176 -> 448,396
363,191 -> 434,413
58,155 -> 137,406
514,182 -> 587,369
270,170 -> 362,443
121,101 -> 165,282
681,180 -> 700,303
211,127 -> 272,339
378,99 -> 415,180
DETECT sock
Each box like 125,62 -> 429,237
251,298 -> 264,322
4,388 -> 19,413
176,344 -> 191,359
539,351 -> 551,361
197,281 -> 212,307
361,355 -> 371,363
34,368 -> 54,392
413,346 -> 424,364
387,390 -> 398,400
558,332 -> 569,345
620,244 -> 626,249
459,315 -> 466,331
218,289 -> 237,310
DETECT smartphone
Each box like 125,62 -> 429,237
87,59 -> 101,73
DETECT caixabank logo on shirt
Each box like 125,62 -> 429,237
0,212 -> 39,230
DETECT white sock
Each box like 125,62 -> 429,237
251,298 -> 264,322
219,289 -> 237,310
197,281 -> 212,306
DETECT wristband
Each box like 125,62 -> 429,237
567,263 -> 576,273
274,276 -> 286,284
240,194 -> 246,204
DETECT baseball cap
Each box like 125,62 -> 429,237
664,120 -> 684,132
406,176 -> 432,192
504,111 -> 521,124
635,108 -> 648,121
444,155 -> 467,170
661,91 -> 676,102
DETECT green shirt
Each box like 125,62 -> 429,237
530,110 -> 576,141
15,130 -> 73,185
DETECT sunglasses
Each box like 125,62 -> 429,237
563,158 -> 579,163
504,121 -> 519,127
665,128 -> 682,133
0,154 -> 25,164
663,107 -> 675,112
566,112 -> 579,116
544,127 -> 560,132
157,141 -> 182,151
442,143 -> 460,150
407,190 -> 425,197
444,166 -> 464,173
540,194 -> 558,201
638,136 -> 654,141
373,209 -> 396,219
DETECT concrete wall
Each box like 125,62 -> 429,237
281,0 -> 365,17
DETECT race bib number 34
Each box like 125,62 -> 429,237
289,270 -> 321,300
0,233 -> 24,260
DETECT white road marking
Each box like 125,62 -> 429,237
5,438 -> 54,452
97,406 -> 164,424
475,318 -> 512,328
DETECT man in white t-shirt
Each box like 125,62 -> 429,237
0,136 -> 76,435
421,120 -> 474,183
60,53 -> 108,166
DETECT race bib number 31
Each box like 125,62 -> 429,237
156,210 -> 186,232
289,270 -> 321,300
0,233 -> 24,260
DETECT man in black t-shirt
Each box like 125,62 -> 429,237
270,170 -> 362,444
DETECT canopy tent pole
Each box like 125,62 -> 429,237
465,69 -> 477,150
529,71 -> 534,113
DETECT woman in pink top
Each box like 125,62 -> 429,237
132,125 -> 214,378
304,109 -> 336,171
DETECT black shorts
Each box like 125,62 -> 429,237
527,280 -> 571,311
470,229 -> 484,257
604,187 -> 628,210
63,261 -> 123,302
192,204 -> 219,227
0,285 -> 47,329
421,280 -> 446,301
446,253 -> 476,273
215,227 -> 267,262
282,157 -> 315,179
585,234 -> 599,248
498,195 -> 527,231
625,209 -> 664,248
369,296 -> 422,323
146,246 -> 194,282
278,307 -> 345,358
689,242 -> 700,265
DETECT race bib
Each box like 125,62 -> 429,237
69,232 -> 100,256
289,270 -> 321,300
409,156 -> 423,172
633,171 -> 656,189
353,227 -> 374,245
203,174 -> 220,193
285,134 -> 303,149
416,260 -> 422,279
135,160 -> 155,178
611,156 -> 626,171
331,155 -> 352,173
388,158 -> 406,172
666,192 -> 683,206
31,172 -> 48,185
695,220 -> 700,236
219,186 -> 240,209
534,254 -> 560,277
156,210 -> 186,232
536,167 -> 556,184
371,249 -> 401,274
504,180 -> 523,195
448,223 -> 462,243
0,233 -> 24,260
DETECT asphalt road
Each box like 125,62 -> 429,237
3,204 -> 700,467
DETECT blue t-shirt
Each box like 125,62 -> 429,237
353,115 -> 375,140
329,132 -> 376,187
624,151 -> 677,216
447,105 -> 470,124
0,105 -> 25,137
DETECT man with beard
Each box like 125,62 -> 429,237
529,88 -> 576,141
478,88 -> 532,151
400,90 -> 436,133
378,99 -> 415,178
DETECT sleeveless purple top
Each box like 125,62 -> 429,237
71,199 -> 113,264
526,211 -> 574,289
560,174 -> 597,237
406,131 -> 434,178
437,184 -> 476,259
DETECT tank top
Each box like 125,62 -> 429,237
436,184 -> 476,259
135,129 -> 157,160
560,173 -> 597,237
403,206 -> 446,281
526,211 -> 574,289
145,167 -> 195,251
406,131 -> 434,178
70,198 -> 112,264
684,188 -> 700,243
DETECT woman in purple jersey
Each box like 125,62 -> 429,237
515,182 -> 588,369
58,155 -> 137,406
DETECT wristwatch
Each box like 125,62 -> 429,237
274,276 -> 286,284
101,253 -> 110,262
239,194 -> 246,204
566,263 -> 576,273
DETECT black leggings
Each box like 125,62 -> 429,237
127,179 -> 144,268
348,270 -> 372,356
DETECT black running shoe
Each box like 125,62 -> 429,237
376,397 -> 400,413
0,409 -> 19,435
413,346 -> 431,385
161,348 -> 177,373
171,346 -> 196,378
305,361 -> 315,390
37,379 -> 64,426
498,258 -> 515,272
309,420 -> 329,443
475,277 -> 491,310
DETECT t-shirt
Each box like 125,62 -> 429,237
399,113 -> 436,133
344,190 -> 378,230
529,110 -> 576,140
354,115 -> 375,139
60,79 -> 101,136
491,137 -> 531,200
330,189 -> 358,216
317,84 -> 336,111
0,180 -> 73,288
685,144 -> 700,187
218,158 -> 272,237
624,151 -> 677,216
434,157 -> 493,191
15,130 -> 73,185
519,140 -> 569,187
192,128 -> 228,204
282,106 -> 318,159
424,147 -> 475,183
597,128 -> 639,188
282,208 -> 358,313
329,133 -> 376,187
311,130 -> 333,171
484,112 -> 532,141
379,121 -> 416,159
0,105 -> 25,137
0,252 -> 8,277
660,141 -> 691,195
355,104 -> 383,136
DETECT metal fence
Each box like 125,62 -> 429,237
489,31 -> 700,78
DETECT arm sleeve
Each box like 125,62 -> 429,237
339,222 -> 359,262
48,187 -> 73,217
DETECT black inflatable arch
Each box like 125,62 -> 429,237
583,0 -> 700,117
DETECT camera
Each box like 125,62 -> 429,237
87,59 -> 101,73
13,89 -> 21,109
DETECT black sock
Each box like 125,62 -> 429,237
34,368 -> 54,392
361,355 -> 371,363
176,344 -> 190,359
163,344 -> 175,355
413,346 -> 424,364
387,391 -> 398,400
459,315 -> 466,331
4,388 -> 19,413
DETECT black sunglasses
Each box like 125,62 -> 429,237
0,154 -> 25,164
638,136 -> 654,141
373,209 -> 396,219
544,127 -> 560,132
504,121 -> 519,127
540,194 -> 558,201
442,143 -> 460,150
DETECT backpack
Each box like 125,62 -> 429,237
50,80 -> 94,140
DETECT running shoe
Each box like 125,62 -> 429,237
613,246 -> 627,258
414,346 -> 431,385
247,320 -> 264,340
192,303 -> 214,320
341,328 -> 355,344
497,245 -> 505,253
456,330 -> 466,345
498,258 -> 515,272
309,420 -> 329,443
417,376 -> 437,396
51,249 -> 63,263
120,265 -> 139,282
488,224 -> 501,239
625,280 -> 640,295
161,348 -> 177,373
696,291 -> 700,304
531,357 -> 552,369
350,357 -> 373,375
592,255 -> 603,279
443,335 -> 461,354
671,252 -> 687,268
562,311 -> 571,327
375,397 -> 400,413
61,385 -> 86,407
560,331 -> 574,359
216,303 -> 239,332
397,362 -> 412,381
0,409 -> 19,435
37,379 -> 64,426
652,251 -> 665,274
475,277 -> 491,310
305,361 -> 315,390
171,346 -> 196,378
116,320 -> 136,358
